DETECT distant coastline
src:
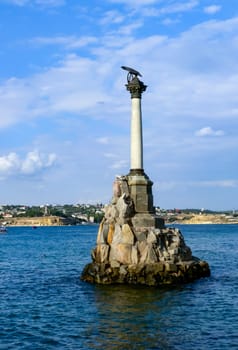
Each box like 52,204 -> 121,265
1,213 -> 238,226
164,213 -> 238,225
1,216 -> 65,227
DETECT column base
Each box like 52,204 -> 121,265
131,213 -> 165,229
128,168 -> 145,176
127,172 -> 154,213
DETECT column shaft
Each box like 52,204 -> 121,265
131,98 -> 143,171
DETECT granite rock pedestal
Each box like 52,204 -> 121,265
81,176 -> 210,286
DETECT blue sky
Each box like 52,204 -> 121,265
0,0 -> 237,210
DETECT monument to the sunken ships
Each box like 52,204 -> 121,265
81,67 -> 210,286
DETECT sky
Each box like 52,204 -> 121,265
0,0 -> 237,210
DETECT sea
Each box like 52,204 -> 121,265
0,224 -> 237,350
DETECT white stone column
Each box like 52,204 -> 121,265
131,97 -> 143,171
125,75 -> 146,175
121,70 -> 158,218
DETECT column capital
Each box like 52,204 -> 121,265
126,76 -> 147,99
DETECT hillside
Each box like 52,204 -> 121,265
165,213 -> 238,225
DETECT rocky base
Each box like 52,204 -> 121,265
81,259 -> 210,286
80,175 -> 210,287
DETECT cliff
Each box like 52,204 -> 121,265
167,213 -> 238,225
1,216 -> 65,226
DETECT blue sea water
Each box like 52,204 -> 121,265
0,224 -> 237,350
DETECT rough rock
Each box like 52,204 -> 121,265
81,175 -> 210,286
81,260 -> 210,286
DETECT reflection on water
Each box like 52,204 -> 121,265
83,284 -> 189,349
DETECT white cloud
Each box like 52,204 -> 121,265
0,0 -> 27,4
108,0 -> 198,14
0,55 -> 110,129
108,0 -> 157,5
100,10 -> 125,26
0,12 -> 238,166
157,179 -> 238,191
0,83 -> 30,128
197,180 -> 238,188
96,137 -> 109,144
118,21 -> 144,35
158,0 -> 199,15
0,150 -> 57,178
1,0 -> 238,208
141,0 -> 199,17
103,153 -> 117,158
0,153 -> 20,174
161,17 -> 180,26
35,0 -> 65,6
1,13 -> 238,207
1,0 -> 65,6
2,16 -> 238,131
110,160 -> 128,169
195,126 -> 224,137
155,181 -> 178,191
204,5 -> 222,15
30,36 -> 97,49
21,150 -> 57,174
